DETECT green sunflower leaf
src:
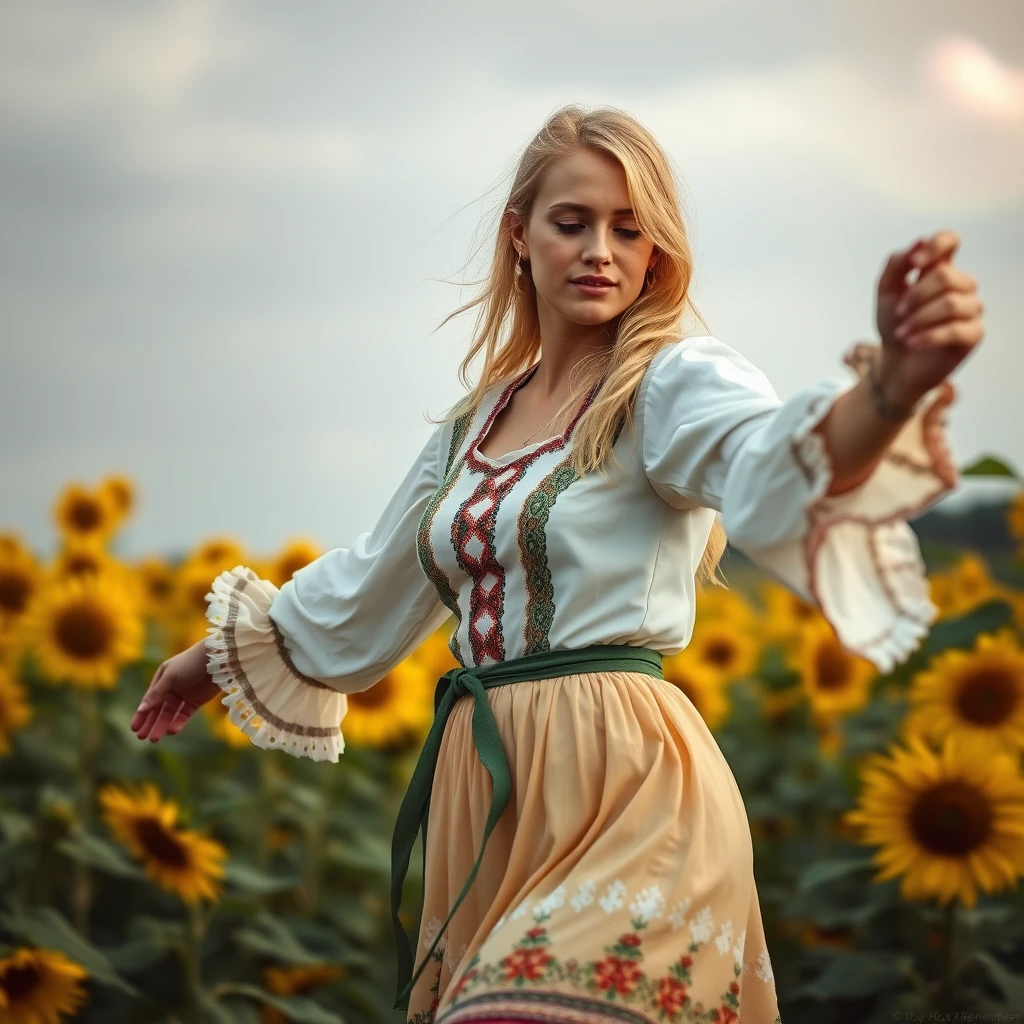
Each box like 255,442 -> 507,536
213,982 -> 347,1023
0,905 -> 138,996
56,831 -> 145,880
960,455 -> 1021,478
796,856 -> 876,893
224,859 -> 300,893
794,949 -> 907,999
924,598 -> 1015,655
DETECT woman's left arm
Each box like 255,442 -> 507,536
816,230 -> 985,496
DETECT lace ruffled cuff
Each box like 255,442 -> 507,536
204,565 -> 347,761
748,343 -> 958,673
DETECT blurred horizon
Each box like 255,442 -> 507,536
2,0 -> 1022,559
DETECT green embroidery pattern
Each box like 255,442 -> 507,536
518,458 -> 579,655
408,944 -> 445,1024
417,412 -> 473,666
517,415 -> 627,657
439,914 -> 756,1024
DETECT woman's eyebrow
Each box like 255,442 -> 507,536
547,202 -> 635,215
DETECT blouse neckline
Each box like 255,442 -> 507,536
466,363 -> 600,472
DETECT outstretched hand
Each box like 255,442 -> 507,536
131,639 -> 222,743
875,229 -> 985,406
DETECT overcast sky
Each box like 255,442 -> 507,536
2,0 -> 1022,562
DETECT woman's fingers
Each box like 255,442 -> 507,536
895,261 -> 977,319
894,291 -> 984,338
144,698 -> 186,743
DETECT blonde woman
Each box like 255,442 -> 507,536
131,104 -> 984,1024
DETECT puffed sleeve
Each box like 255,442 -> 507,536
203,420 -> 454,762
639,335 -> 958,673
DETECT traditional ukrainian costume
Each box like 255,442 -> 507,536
204,335 -> 956,1024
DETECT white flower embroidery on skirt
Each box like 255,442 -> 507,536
436,874 -> 775,985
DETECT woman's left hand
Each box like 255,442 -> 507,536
874,229 -> 985,407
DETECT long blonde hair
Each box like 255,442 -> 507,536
427,103 -> 728,590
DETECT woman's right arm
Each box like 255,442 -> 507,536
131,416 -> 457,760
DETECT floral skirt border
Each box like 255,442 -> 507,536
434,989 -> 783,1024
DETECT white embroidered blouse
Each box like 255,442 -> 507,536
204,335 -> 957,761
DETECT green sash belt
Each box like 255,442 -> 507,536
390,643 -> 664,1010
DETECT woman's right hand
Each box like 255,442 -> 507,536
131,639 -> 223,743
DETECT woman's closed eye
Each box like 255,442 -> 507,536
555,222 -> 642,240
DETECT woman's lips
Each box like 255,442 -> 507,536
572,282 -> 615,296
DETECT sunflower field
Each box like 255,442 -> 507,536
2,469 -> 1024,1023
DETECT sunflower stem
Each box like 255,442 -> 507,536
182,901 -> 205,1016
934,899 -> 958,1008
71,689 -> 101,936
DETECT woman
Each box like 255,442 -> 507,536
131,104 -> 985,1024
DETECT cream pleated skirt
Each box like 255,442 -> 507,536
406,670 -> 783,1024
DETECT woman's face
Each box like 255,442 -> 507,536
511,147 -> 659,329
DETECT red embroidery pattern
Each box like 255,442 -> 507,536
453,367 -> 601,665
436,917 -> 756,1024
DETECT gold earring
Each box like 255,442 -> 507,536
515,251 -> 527,291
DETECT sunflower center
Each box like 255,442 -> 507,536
190,581 -> 212,616
955,669 -> 1018,726
70,498 -> 103,531
279,557 -> 311,582
910,780 -> 992,855
0,570 -> 32,615
55,601 -> 115,659
672,679 -> 701,713
64,554 -> 101,576
348,675 -> 394,710
1,961 -> 41,1001
148,577 -> 172,601
703,640 -> 735,669
135,817 -> 189,867
815,643 -> 850,690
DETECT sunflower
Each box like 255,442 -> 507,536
133,556 -> 176,621
0,665 -> 31,754
757,581 -> 824,653
172,560 -> 223,621
662,652 -> 731,731
21,573 -> 143,688
0,550 -> 40,631
188,537 -> 247,572
343,658 -> 435,748
98,472 -> 136,523
796,921 -> 854,951
48,541 -> 142,606
99,782 -> 226,903
0,532 -> 29,559
0,947 -> 88,1023
411,627 -> 459,682
843,734 -> 1024,907
787,617 -> 877,722
262,964 -> 344,1024
932,553 -> 1005,620
694,585 -> 758,635
686,619 -> 759,682
903,629 -> 1024,757
266,538 -> 322,589
202,697 -> 251,749
52,482 -> 119,546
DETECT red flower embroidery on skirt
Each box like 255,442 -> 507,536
713,1005 -> 739,1024
655,975 -> 689,1016
619,933 -> 642,948
525,926 -> 547,940
450,968 -> 479,999
501,946 -> 552,982
593,955 -> 643,996
729,981 -> 740,995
